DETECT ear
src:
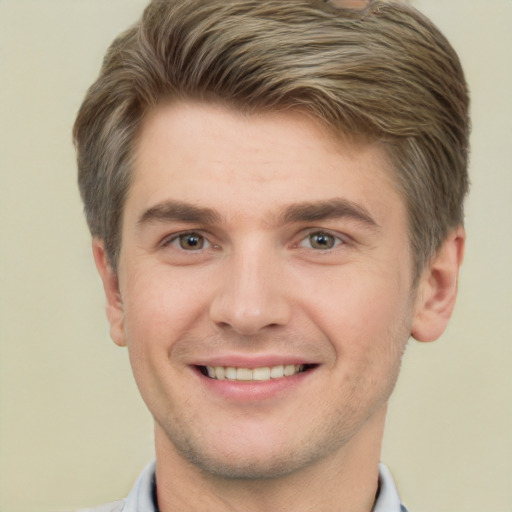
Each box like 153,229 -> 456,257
92,238 -> 127,347
411,226 -> 465,342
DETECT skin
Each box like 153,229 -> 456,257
94,101 -> 465,512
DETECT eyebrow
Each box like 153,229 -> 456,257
137,200 -> 222,227
136,197 -> 379,230
280,198 -> 379,228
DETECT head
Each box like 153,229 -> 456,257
74,1 -> 470,486
73,0 -> 469,281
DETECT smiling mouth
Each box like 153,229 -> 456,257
197,364 -> 315,382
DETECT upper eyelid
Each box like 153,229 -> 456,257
158,227 -> 350,248
298,227 -> 350,242
161,230 -> 211,247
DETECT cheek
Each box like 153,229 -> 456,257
120,279 -> 187,407
301,266 -> 413,355
121,266 -> 208,341
310,273 -> 412,408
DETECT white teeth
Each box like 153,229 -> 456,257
225,367 -> 237,380
284,364 -> 296,376
204,364 -> 304,381
214,366 -> 226,380
236,368 -> 253,381
270,365 -> 284,379
253,367 -> 271,381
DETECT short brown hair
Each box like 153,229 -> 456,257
73,0 -> 470,276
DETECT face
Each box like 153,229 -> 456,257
101,101 -> 421,479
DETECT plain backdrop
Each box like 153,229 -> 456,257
0,1 -> 511,511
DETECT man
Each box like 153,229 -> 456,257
73,0 -> 469,510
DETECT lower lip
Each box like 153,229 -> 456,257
193,367 -> 314,402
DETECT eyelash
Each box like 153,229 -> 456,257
297,230 -> 346,251
161,229 -> 346,253
161,231 -> 214,251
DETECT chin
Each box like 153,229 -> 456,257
163,420 -> 345,481
175,445 -> 324,481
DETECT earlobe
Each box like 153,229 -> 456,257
411,226 -> 465,343
92,239 -> 127,347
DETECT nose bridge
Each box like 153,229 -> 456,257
210,236 -> 291,334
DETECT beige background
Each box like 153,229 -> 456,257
0,1 -> 511,511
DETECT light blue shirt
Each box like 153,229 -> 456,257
79,461 -> 409,512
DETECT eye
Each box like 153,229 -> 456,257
300,231 -> 343,250
165,232 -> 210,251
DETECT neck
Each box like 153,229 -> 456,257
154,406 -> 387,512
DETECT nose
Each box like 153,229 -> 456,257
209,240 -> 292,335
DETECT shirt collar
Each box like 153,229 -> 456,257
123,461 -> 408,512
373,463 -> 409,512
123,461 -> 159,512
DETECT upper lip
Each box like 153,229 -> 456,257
192,354 -> 318,368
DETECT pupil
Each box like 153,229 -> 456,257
180,233 -> 203,250
312,233 -> 333,249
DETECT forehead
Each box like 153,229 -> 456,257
126,100 -> 403,227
